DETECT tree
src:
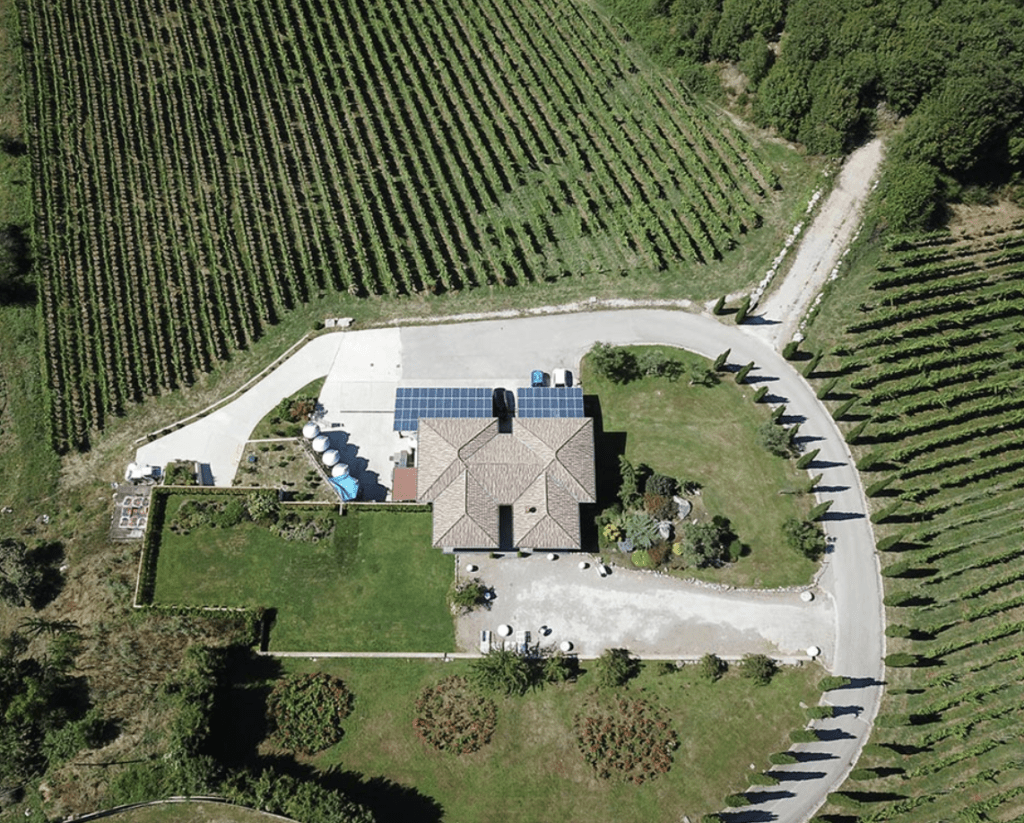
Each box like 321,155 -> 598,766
0,539 -> 48,608
589,342 -> 638,384
622,512 -> 660,551
674,517 -> 734,567
739,654 -> 777,685
593,648 -> 637,688
618,455 -> 641,509
542,652 -> 575,684
469,649 -> 533,696
644,472 -> 678,498
698,653 -> 727,682
688,362 -> 719,387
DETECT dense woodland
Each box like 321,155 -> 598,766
601,0 -> 1024,229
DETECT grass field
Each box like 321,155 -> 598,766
584,345 -> 816,587
152,500 -> 454,651
801,217 -> 1024,821
90,802 -> 284,823
235,656 -> 821,823
21,0 -> 821,451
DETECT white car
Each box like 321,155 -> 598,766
553,368 -> 573,388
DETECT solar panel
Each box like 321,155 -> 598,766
393,387 -> 494,430
516,387 -> 584,419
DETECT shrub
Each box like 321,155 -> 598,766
740,654 -> 777,685
849,768 -> 878,781
865,474 -> 899,497
698,653 -> 727,682
790,729 -> 820,742
750,772 -> 780,786
643,492 -> 675,520
712,297 -> 726,316
725,793 -> 750,807
807,705 -> 835,719
623,512 -> 660,551
735,361 -> 755,383
593,648 -> 638,688
831,397 -> 858,420
782,340 -> 800,359
795,448 -> 820,469
469,649 -> 533,696
818,676 -> 851,692
631,548 -> 654,568
644,472 -> 678,497
751,385 -> 768,402
712,348 -> 731,370
246,489 -> 280,523
450,579 -> 488,612
876,533 -> 905,552
759,421 -> 796,456
885,652 -> 918,668
883,592 -> 916,607
769,752 -> 799,765
542,652 -> 576,684
816,378 -> 838,400
214,498 -> 247,528
734,295 -> 751,323
413,676 -> 497,755
808,500 -> 834,521
871,501 -> 903,524
783,517 -> 826,560
574,697 -> 677,783
802,352 -> 823,377
675,517 -> 734,567
267,673 -> 354,754
618,455 -> 641,509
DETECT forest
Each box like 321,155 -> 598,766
601,0 -> 1024,230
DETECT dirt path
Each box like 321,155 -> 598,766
745,138 -> 885,350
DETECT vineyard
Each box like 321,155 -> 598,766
20,0 -> 777,451
804,222 -> 1024,822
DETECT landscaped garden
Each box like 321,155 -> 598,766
238,654 -> 821,823
583,344 -> 819,588
151,496 -> 453,651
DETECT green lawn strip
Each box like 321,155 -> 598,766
152,500 -> 453,651
283,657 -> 818,823
584,346 -> 815,587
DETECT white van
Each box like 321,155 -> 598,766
553,368 -> 573,387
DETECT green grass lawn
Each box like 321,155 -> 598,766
152,499 -> 454,651
269,656 -> 820,823
585,346 -> 816,587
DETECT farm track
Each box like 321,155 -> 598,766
23,0 -> 773,452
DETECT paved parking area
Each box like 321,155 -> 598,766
455,553 -> 835,664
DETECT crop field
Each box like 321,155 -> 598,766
803,222 -> 1024,822
20,0 -> 778,452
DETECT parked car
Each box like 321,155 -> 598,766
553,368 -> 573,387
531,370 -> 548,388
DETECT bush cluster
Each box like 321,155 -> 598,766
267,673 -> 354,754
413,675 -> 497,755
574,698 -> 678,784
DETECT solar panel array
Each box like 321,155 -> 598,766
393,387 -> 492,431
516,387 -> 584,418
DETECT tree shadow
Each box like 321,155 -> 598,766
768,769 -> 827,782
807,459 -> 846,469
831,705 -> 864,717
743,790 -> 795,803
719,809 -> 778,822
819,510 -> 865,522
791,750 -> 837,762
812,485 -> 849,494
29,540 -> 65,609
318,766 -> 445,823
813,727 -> 856,741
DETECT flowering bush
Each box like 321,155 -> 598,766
267,673 -> 354,754
414,676 -> 497,755
574,698 -> 678,784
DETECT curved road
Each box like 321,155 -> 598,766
137,308 -> 884,823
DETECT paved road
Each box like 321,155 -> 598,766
135,308 -> 883,823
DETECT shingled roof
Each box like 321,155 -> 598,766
416,417 -> 596,550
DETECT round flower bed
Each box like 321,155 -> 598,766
267,672 -> 354,754
413,675 -> 497,755
574,697 -> 678,784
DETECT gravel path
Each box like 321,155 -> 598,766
746,138 -> 885,350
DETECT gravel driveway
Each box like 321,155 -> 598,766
456,553 -> 833,663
